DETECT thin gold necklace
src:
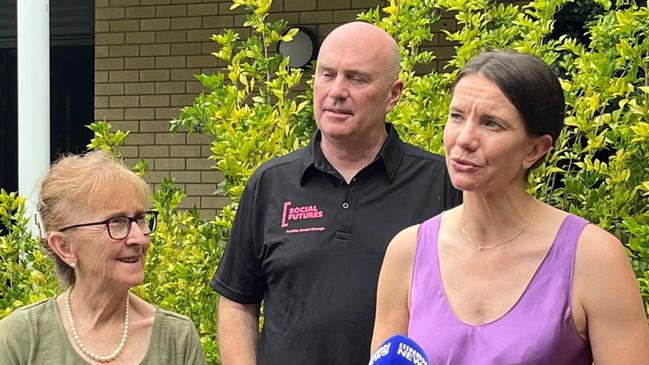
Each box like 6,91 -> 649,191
460,203 -> 537,251
65,287 -> 130,362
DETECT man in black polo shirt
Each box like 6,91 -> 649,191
211,21 -> 461,364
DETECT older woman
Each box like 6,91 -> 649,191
0,151 -> 206,364
371,51 -> 649,364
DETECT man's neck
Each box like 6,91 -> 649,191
319,130 -> 388,183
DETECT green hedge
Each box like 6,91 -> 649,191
2,1 -> 648,364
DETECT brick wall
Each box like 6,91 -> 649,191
95,0 -> 456,218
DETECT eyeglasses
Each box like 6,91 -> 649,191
59,211 -> 159,240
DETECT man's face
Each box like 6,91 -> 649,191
313,29 -> 401,145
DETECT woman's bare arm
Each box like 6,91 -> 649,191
370,225 -> 420,353
574,224 -> 649,365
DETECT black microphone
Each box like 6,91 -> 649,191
369,335 -> 429,365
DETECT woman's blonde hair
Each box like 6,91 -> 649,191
37,151 -> 151,286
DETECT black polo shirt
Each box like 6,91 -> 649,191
211,124 -> 461,365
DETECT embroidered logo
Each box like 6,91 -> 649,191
281,201 -> 326,233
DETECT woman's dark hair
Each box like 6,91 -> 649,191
452,51 -> 565,170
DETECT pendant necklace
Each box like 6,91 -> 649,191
460,203 -> 537,251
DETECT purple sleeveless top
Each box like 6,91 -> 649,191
408,214 -> 592,365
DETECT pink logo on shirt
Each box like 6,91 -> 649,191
281,201 -> 324,227
281,201 -> 325,233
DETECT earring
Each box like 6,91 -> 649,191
69,262 -> 76,268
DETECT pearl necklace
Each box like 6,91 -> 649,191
65,287 -> 129,363
460,203 -> 537,251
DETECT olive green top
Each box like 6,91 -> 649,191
0,298 -> 206,364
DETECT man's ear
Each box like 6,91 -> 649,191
385,79 -> 404,113
523,134 -> 553,170
47,232 -> 76,267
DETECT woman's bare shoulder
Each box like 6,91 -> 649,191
577,221 -> 627,266
573,217 -> 637,307
383,225 -> 420,270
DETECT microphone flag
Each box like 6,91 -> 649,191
369,335 -> 429,365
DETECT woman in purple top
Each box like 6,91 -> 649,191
371,51 -> 649,364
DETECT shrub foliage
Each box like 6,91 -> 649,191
1,1 -> 648,364
0,190 -> 57,318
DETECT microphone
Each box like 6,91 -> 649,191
369,335 -> 429,365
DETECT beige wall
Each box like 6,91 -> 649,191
94,0 -> 456,218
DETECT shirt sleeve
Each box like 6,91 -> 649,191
0,310 -> 30,364
183,318 -> 207,365
210,178 -> 265,304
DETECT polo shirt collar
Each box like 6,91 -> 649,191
299,123 -> 404,185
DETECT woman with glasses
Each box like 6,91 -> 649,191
0,151 -> 206,364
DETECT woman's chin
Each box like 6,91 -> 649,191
450,178 -> 480,192
112,268 -> 146,289
123,273 -> 146,288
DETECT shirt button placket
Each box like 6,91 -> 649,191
342,177 -> 355,209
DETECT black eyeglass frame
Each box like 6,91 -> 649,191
58,210 -> 159,240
